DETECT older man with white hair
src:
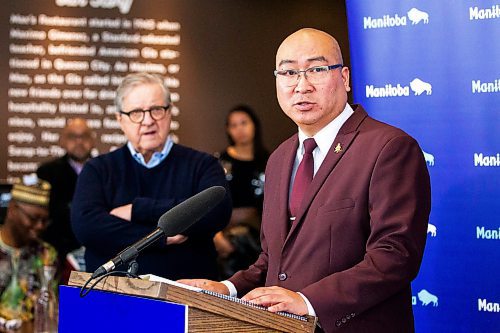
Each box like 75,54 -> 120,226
71,72 -> 231,280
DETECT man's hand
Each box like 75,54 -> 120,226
166,234 -> 188,245
242,286 -> 308,315
177,279 -> 230,295
213,231 -> 234,258
110,204 -> 132,221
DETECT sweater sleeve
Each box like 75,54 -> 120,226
129,151 -> 232,238
71,159 -> 159,259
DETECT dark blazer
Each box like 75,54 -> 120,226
37,154 -> 81,258
229,105 -> 431,333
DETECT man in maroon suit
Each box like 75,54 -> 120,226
181,28 -> 431,332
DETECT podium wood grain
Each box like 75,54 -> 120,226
68,271 -> 317,333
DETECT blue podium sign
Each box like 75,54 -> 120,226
59,286 -> 187,333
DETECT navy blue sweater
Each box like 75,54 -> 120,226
71,144 -> 231,279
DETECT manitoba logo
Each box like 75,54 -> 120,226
415,289 -> 439,307
410,78 -> 432,95
470,5 -> 500,21
363,7 -> 429,29
366,78 -> 432,98
478,298 -> 500,313
474,153 -> 500,167
427,223 -> 437,237
422,150 -> 435,166
476,226 -> 500,240
407,8 -> 430,24
472,79 -> 500,94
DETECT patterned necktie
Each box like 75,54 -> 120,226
289,138 -> 317,217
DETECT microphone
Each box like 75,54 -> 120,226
91,186 -> 226,278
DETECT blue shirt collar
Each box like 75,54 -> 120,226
127,136 -> 174,169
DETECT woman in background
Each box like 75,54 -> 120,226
214,105 -> 269,279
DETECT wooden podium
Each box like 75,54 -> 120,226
66,271 -> 317,332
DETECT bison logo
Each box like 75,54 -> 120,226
422,150 -> 435,166
410,78 -> 432,95
407,8 -> 429,24
427,223 -> 437,237
418,289 -> 438,306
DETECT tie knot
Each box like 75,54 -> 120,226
303,138 -> 317,154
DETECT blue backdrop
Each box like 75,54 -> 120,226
346,1 -> 499,332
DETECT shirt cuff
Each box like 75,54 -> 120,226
221,280 -> 238,297
297,292 -> 317,316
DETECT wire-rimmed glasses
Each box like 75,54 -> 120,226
274,64 -> 343,87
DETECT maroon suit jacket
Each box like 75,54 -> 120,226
229,105 -> 431,332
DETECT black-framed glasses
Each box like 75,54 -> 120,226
15,203 -> 51,226
119,104 -> 171,124
274,64 -> 343,87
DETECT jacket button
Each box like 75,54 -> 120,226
351,312 -> 356,317
335,320 -> 342,327
342,318 -> 347,323
278,273 -> 287,281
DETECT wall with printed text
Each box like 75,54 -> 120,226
0,0 -> 349,182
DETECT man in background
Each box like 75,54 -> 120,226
37,118 -> 95,280
0,174 -> 57,323
71,73 -> 231,280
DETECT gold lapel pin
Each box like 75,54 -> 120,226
334,143 -> 342,154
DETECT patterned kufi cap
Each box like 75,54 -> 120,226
11,173 -> 51,207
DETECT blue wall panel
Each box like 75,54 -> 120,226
346,1 -> 499,332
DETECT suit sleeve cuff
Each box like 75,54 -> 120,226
297,292 -> 317,316
221,280 -> 238,297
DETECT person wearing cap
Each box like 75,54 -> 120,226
0,174 -> 57,322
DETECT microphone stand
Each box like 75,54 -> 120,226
80,255 -> 140,298
127,258 -> 139,277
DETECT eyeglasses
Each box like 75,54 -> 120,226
15,203 -> 51,226
119,104 -> 171,124
274,64 -> 343,87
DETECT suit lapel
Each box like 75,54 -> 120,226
286,106 -> 368,240
278,135 -> 299,244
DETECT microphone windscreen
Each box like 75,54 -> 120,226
158,186 -> 226,236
